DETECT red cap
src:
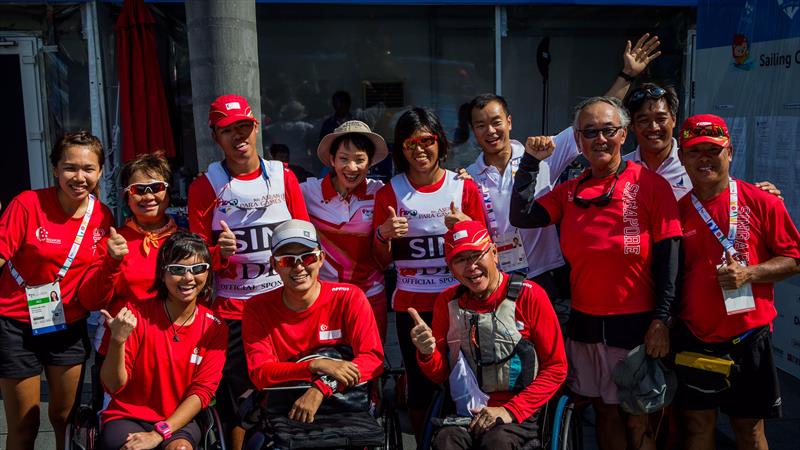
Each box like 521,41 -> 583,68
679,114 -> 730,149
445,221 -> 492,263
208,94 -> 258,128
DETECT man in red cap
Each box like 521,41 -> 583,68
408,220 -> 567,450
675,114 -> 800,450
188,94 -> 309,449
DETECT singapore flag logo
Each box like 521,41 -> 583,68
777,0 -> 799,19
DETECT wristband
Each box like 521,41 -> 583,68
617,71 -> 636,82
375,227 -> 389,244
154,421 -> 172,440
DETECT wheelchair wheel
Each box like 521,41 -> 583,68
380,408 -> 403,450
65,405 -> 98,450
550,396 -> 582,450
198,406 -> 228,450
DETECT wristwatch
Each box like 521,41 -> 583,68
154,421 -> 172,440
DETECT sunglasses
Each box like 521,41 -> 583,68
164,263 -> 210,276
576,126 -> 624,140
126,181 -> 169,196
573,161 -> 627,208
273,250 -> 322,269
629,86 -> 667,104
451,247 -> 491,269
682,124 -> 728,140
402,135 -> 438,152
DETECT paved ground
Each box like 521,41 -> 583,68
2,313 -> 799,449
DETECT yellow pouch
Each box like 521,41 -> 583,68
675,351 -> 734,376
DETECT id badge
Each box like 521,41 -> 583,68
495,231 -> 528,273
26,281 -> 67,335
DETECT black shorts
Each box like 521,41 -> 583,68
675,327 -> 781,419
215,319 -> 255,427
0,316 -> 90,379
396,310 -> 438,410
96,418 -> 201,450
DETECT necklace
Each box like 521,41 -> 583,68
163,301 -> 196,342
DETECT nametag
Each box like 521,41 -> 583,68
495,230 -> 528,273
716,262 -> 756,315
26,281 -> 67,335
319,329 -> 342,341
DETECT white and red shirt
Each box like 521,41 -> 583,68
623,139 -> 693,200
373,171 -> 487,312
466,128 -> 579,278
242,281 -> 384,395
418,274 -> 567,423
0,188 -> 113,324
679,180 -> 800,342
301,175 -> 385,297
101,300 -> 228,425
188,160 -> 309,320
537,162 -> 682,316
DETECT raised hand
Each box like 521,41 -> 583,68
455,168 -> 474,181
101,307 -> 137,344
408,307 -> 436,355
379,206 -> 409,241
525,136 -> 555,161
107,227 -> 129,261
444,201 -> 471,230
623,33 -> 661,77
217,220 -> 237,258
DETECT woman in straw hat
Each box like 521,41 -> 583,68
301,120 -> 390,340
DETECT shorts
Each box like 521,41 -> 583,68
565,339 -> 629,405
96,418 -> 201,450
0,316 -> 90,379
396,310 -> 439,410
215,319 -> 255,428
675,327 -> 781,419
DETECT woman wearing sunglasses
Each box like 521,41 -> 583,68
0,131 -> 113,450
372,107 -> 486,440
80,153 -> 179,356
510,97 -> 682,450
97,232 -> 228,450
301,121 -> 390,341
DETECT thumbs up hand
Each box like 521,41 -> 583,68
217,220 -> 237,258
102,307 -> 137,344
408,307 -> 436,355
717,251 -> 751,290
444,201 -> 471,230
378,206 -> 409,242
107,227 -> 129,261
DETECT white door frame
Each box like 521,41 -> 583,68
0,33 -> 50,189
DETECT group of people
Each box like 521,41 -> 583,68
0,32 -> 798,450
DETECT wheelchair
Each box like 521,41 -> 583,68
65,361 -> 228,450
419,386 -> 583,450
242,366 -> 405,450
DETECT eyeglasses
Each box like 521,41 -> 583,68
629,86 -> 667,104
164,263 -> 210,276
450,247 -> 491,270
126,181 -> 169,196
576,126 -> 624,139
273,250 -> 322,269
402,135 -> 438,152
681,123 -> 728,141
573,161 -> 627,208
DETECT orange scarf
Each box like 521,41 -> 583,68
124,217 -> 178,255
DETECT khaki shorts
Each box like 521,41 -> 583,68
566,338 -> 630,405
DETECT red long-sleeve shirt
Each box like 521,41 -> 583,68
188,163 -> 309,320
418,274 -> 567,422
101,300 -> 228,425
242,281 -> 384,396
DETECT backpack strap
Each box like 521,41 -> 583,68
505,273 -> 526,302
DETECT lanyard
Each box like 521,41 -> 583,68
691,179 -> 738,256
9,194 -> 96,286
478,176 -> 500,239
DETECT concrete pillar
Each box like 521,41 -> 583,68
185,0 -> 262,172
